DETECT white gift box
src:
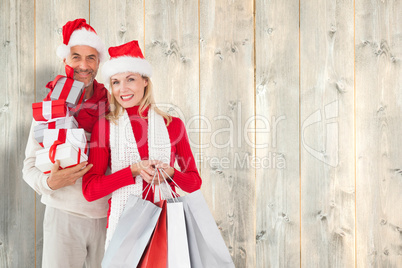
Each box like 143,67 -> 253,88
35,143 -> 88,173
34,116 -> 78,144
43,128 -> 87,151
51,77 -> 85,107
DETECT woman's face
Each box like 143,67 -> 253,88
111,72 -> 148,108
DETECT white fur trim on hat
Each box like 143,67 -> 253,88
56,28 -> 107,62
102,56 -> 153,87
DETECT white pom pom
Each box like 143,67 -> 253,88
56,44 -> 70,60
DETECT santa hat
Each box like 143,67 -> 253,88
56,18 -> 107,62
102,40 -> 152,87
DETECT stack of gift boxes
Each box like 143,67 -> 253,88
32,69 -> 88,174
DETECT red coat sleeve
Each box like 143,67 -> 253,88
168,117 -> 202,192
82,118 -> 134,202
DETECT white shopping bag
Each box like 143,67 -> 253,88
167,202 -> 191,268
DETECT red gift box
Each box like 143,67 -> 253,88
32,99 -> 67,122
34,115 -> 78,145
50,77 -> 84,108
35,143 -> 88,174
43,128 -> 87,152
48,65 -> 85,108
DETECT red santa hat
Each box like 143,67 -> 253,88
56,18 -> 107,62
102,40 -> 152,87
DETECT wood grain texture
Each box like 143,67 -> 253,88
356,0 -> 402,266
0,0 -> 35,267
35,2 -> 89,267
145,0 -> 199,173
91,0 -> 144,48
35,1 -> 89,100
90,0 -> 144,86
2,1 -> 402,267
255,0 -> 300,267
200,0 -> 255,266
300,0 -> 355,267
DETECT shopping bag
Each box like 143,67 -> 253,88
138,200 -> 168,268
102,195 -> 162,268
180,190 -> 235,268
166,201 -> 191,268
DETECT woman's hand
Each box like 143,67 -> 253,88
132,161 -> 175,185
155,162 -> 175,179
130,160 -> 161,178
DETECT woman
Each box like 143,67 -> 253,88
82,40 -> 202,248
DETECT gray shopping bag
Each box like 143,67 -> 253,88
180,190 -> 235,268
102,195 -> 162,268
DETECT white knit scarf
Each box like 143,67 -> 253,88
106,107 -> 171,249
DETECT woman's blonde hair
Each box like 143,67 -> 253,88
106,76 -> 172,125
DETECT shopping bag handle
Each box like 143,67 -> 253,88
138,171 -> 168,204
158,168 -> 183,192
141,174 -> 156,204
141,171 -> 170,204
140,167 -> 182,202
150,169 -> 178,202
157,168 -> 182,201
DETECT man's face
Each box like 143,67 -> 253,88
64,45 -> 99,88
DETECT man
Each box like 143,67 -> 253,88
22,19 -> 110,268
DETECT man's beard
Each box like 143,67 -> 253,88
83,75 -> 95,88
74,69 -> 97,88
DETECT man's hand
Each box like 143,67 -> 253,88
47,160 -> 93,190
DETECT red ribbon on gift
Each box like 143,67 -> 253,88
32,99 -> 67,121
46,65 -> 86,108
59,79 -> 74,100
57,129 -> 67,142
66,65 -> 86,108
65,65 -> 74,79
51,129 -> 88,154
46,65 -> 72,89
59,65 -> 75,100
64,65 -> 86,112
74,88 -> 86,112
48,122 -> 56,129
44,129 -> 82,174
48,129 -> 67,164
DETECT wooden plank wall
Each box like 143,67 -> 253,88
1,0 -> 401,267
256,0 -> 300,267
0,0 -> 35,267
300,0 -> 355,267
356,0 -> 402,267
200,1 -> 255,267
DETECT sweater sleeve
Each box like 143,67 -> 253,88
169,118 -> 202,192
82,118 -> 135,202
22,120 -> 54,195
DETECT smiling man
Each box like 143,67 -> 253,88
22,19 -> 110,268
67,45 -> 98,94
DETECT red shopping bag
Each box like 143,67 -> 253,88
138,200 -> 167,268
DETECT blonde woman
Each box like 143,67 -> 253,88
82,40 -> 202,247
